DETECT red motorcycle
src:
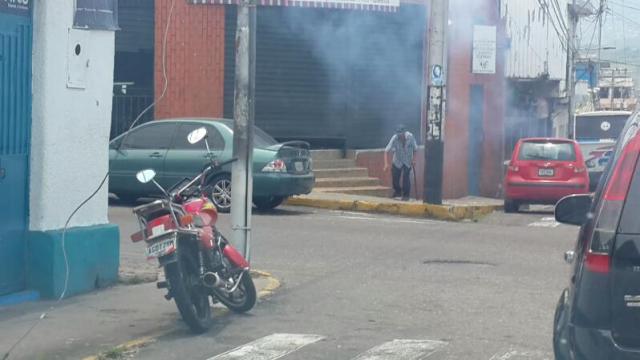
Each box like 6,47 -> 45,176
130,127 -> 256,333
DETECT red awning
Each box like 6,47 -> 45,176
189,0 -> 399,12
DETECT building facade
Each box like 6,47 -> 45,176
0,0 -> 119,300
143,0 -> 508,199
501,0 -> 569,155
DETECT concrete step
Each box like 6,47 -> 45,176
316,186 -> 391,198
313,159 -> 357,169
314,167 -> 369,179
315,177 -> 381,188
310,149 -> 345,161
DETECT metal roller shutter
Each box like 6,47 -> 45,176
224,5 -> 426,149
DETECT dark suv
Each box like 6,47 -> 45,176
554,111 -> 640,359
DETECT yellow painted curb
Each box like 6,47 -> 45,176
285,196 -> 502,221
85,270 -> 281,360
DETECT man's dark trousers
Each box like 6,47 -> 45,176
391,165 -> 411,198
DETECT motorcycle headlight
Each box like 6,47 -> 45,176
262,159 -> 287,173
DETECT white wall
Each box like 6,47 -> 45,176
502,0 -> 568,82
30,0 -> 115,231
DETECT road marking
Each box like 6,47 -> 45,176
528,216 -> 560,228
489,349 -> 552,360
206,333 -> 324,360
351,339 -> 447,360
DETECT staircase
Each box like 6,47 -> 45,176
311,150 -> 391,197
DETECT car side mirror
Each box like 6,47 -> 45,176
136,169 -> 156,184
555,194 -> 593,226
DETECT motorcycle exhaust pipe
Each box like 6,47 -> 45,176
202,272 -> 223,288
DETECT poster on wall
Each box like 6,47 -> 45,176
472,25 -> 496,74
1,0 -> 30,16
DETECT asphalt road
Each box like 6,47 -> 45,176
110,204 -> 577,360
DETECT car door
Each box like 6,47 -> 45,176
109,122 -> 178,197
163,122 -> 227,189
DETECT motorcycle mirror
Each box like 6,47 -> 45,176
187,127 -> 208,145
136,169 -> 157,184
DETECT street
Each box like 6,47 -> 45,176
109,205 -> 576,360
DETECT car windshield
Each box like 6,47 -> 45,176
518,141 -> 576,161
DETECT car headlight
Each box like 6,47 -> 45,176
262,159 -> 287,173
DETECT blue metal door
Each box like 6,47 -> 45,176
0,7 -> 32,296
468,85 -> 484,196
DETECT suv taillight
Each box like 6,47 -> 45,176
586,134 -> 640,273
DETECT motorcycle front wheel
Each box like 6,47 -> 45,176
165,260 -> 213,333
213,270 -> 257,313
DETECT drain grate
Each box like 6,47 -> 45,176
422,259 -> 497,266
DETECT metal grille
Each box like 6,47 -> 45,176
0,24 -> 31,156
110,92 -> 154,138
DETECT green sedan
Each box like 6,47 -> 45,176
109,118 -> 315,211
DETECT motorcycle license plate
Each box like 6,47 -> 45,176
538,168 -> 554,177
145,235 -> 177,258
294,161 -> 304,172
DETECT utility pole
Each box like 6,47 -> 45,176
567,0 -> 577,139
423,0 -> 448,205
596,0 -> 604,110
231,0 -> 257,259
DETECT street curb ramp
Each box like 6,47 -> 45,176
285,196 -> 501,221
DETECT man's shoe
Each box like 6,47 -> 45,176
401,197 -> 410,201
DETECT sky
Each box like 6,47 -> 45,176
579,0 -> 640,70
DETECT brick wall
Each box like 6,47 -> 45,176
154,1 -> 225,119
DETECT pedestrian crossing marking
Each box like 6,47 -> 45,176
489,349 -> 552,360
528,217 -> 560,228
206,333 -> 324,360
351,339 -> 447,360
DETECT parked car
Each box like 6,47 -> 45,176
109,118 -> 315,211
553,111 -> 640,360
503,138 -> 590,213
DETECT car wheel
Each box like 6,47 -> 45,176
504,199 -> 519,213
207,174 -> 232,213
253,196 -> 286,211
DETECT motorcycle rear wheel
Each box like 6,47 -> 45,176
213,271 -> 257,313
165,261 -> 213,334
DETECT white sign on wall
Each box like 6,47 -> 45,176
472,25 -> 496,74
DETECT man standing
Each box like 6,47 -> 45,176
384,125 -> 418,200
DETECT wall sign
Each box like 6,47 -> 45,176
472,25 -> 496,74
1,0 -> 31,16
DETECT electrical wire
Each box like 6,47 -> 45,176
2,0 -> 176,358
538,0 -> 570,50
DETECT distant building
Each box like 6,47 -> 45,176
597,67 -> 637,111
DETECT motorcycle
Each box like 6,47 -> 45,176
130,127 -> 256,333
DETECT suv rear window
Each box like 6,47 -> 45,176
518,141 -> 576,161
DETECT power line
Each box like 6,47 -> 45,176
538,0 -> 569,50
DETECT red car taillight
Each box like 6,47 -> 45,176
574,166 -> 587,173
586,135 -> 640,273
508,164 -> 519,172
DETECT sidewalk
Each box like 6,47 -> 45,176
0,205 -> 280,360
0,272 -> 279,360
286,192 -> 503,221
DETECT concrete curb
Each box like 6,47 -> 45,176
285,196 -> 502,221
83,270 -> 281,360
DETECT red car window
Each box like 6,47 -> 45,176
517,141 -> 576,161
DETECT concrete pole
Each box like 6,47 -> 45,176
423,0 -> 448,205
567,0 -> 577,139
231,0 -> 256,259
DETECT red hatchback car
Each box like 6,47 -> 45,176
504,138 -> 590,212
